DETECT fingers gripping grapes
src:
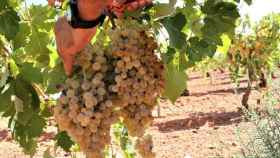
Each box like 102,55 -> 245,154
54,16 -> 97,76
110,0 -> 152,16
54,20 -> 164,158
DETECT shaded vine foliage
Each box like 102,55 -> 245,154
0,0 -> 246,156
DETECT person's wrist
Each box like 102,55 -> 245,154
77,0 -> 106,21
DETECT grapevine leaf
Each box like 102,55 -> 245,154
55,131 -> 74,152
25,30 -> 51,57
180,2 -> 202,36
17,107 -> 34,125
161,12 -> 187,49
27,114 -> 46,138
179,52 -> 188,71
13,95 -> 24,113
163,62 -> 187,103
13,22 -> 31,49
217,34 -> 231,54
0,0 -> 20,40
187,37 -> 217,67
2,104 -> 16,118
44,63 -> 66,93
14,78 -> 32,106
153,3 -> 175,19
12,48 -> 27,65
0,83 -> 14,112
28,5 -> 55,31
20,137 -> 37,156
36,54 -> 51,66
19,63 -> 43,84
48,45 -> 59,68
8,0 -> 23,8
201,0 -> 239,40
40,105 -> 52,118
162,47 -> 176,64
8,58 -> 19,77
14,77 -> 40,111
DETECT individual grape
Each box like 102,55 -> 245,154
66,79 -> 80,89
81,81 -> 92,91
92,62 -> 102,71
95,56 -> 107,64
58,95 -> 68,105
97,87 -> 106,96
85,96 -> 98,109
66,89 -> 75,98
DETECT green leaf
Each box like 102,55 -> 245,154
0,83 -> 14,112
27,114 -> 46,138
161,12 -> 187,49
55,131 -> 74,152
162,47 -> 176,64
14,77 -> 40,111
153,3 -> 175,19
21,138 -> 37,156
40,103 -> 52,118
17,107 -> 34,125
14,78 -> 32,105
28,5 -> 55,31
163,62 -> 187,103
187,37 -> 217,67
180,3 -> 202,36
8,58 -> 19,77
0,0 -> 20,40
201,0 -> 239,40
25,30 -> 51,57
13,22 -> 31,49
217,34 -> 231,53
8,0 -> 23,8
179,52 -> 188,71
44,63 -> 66,94
48,45 -> 59,68
19,63 -> 43,84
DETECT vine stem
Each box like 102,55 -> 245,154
32,83 -> 49,101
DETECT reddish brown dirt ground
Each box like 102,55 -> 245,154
0,70 -> 279,158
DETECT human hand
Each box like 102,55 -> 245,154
109,0 -> 153,17
54,17 -> 97,76
53,0 -> 107,76
47,0 -> 64,7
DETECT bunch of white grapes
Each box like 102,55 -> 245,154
54,20 -> 164,158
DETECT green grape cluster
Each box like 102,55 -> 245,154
54,20 -> 164,158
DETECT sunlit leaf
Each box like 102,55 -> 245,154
163,62 -> 187,103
